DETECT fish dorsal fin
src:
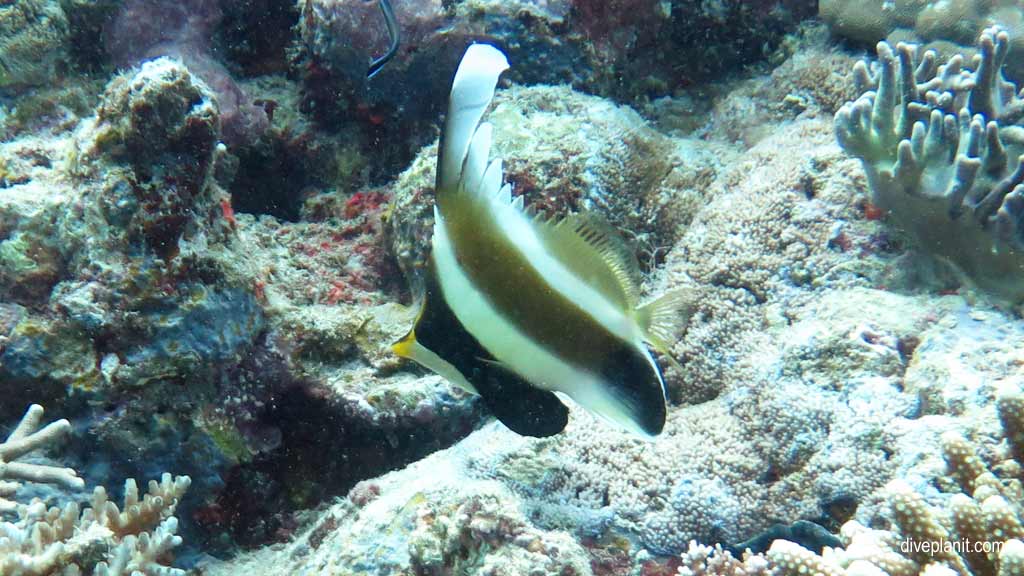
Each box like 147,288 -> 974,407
437,44 -> 509,206
531,212 -> 643,310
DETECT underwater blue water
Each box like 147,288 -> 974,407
1,1 -> 1023,575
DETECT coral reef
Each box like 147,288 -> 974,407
202,52 -> 1024,566
72,57 -> 223,257
655,115 -> 882,403
386,83 -> 736,288
0,0 -> 70,89
1,43 -> 481,554
692,23 -> 863,146
586,0 -> 815,100
199,274 -> 1024,573
292,0 -> 813,185
50,56 -> 265,391
296,0 -> 814,108
196,426 -> 596,575
820,0 -> 1024,82
103,0 -> 269,146
677,385 -> 1024,576
834,27 -> 1024,303
5,1 -> 1024,572
1,404 -> 192,575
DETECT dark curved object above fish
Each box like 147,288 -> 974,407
367,0 -> 400,79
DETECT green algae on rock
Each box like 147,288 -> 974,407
0,0 -> 70,89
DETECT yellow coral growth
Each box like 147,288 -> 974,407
997,539 -> 1024,576
887,480 -> 971,574
81,473 -> 192,538
997,391 -> 1024,464
942,432 -> 989,497
0,404 -> 191,575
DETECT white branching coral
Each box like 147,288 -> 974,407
0,404 -> 192,576
834,27 -> 1024,303
676,541 -> 771,576
0,404 -> 84,513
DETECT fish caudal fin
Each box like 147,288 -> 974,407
437,44 -> 509,204
636,290 -> 694,370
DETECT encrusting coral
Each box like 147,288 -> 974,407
676,386 -> 1024,576
833,27 -> 1024,303
0,404 -> 192,575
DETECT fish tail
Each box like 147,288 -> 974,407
636,289 -> 694,370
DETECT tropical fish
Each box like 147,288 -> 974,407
392,44 -> 691,438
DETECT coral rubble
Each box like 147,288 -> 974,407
834,27 -> 1024,303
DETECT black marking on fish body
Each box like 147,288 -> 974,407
415,260 -> 570,438
598,344 -> 667,436
442,200 -> 667,434
417,44 -> 670,436
441,200 -> 622,370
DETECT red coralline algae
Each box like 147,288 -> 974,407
220,198 -> 237,228
343,190 -> 389,220
640,558 -> 683,576
325,280 -> 350,305
256,186 -> 399,306
862,202 -> 885,221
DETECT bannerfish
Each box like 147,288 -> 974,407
392,44 -> 692,438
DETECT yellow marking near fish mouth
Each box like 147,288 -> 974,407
391,43 -> 691,437
390,331 -> 416,359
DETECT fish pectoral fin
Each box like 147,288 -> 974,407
636,289 -> 694,371
474,356 -> 512,370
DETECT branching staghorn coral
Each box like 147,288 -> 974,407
834,27 -> 1024,303
677,387 -> 1024,576
0,404 -> 192,576
0,405 -> 84,514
